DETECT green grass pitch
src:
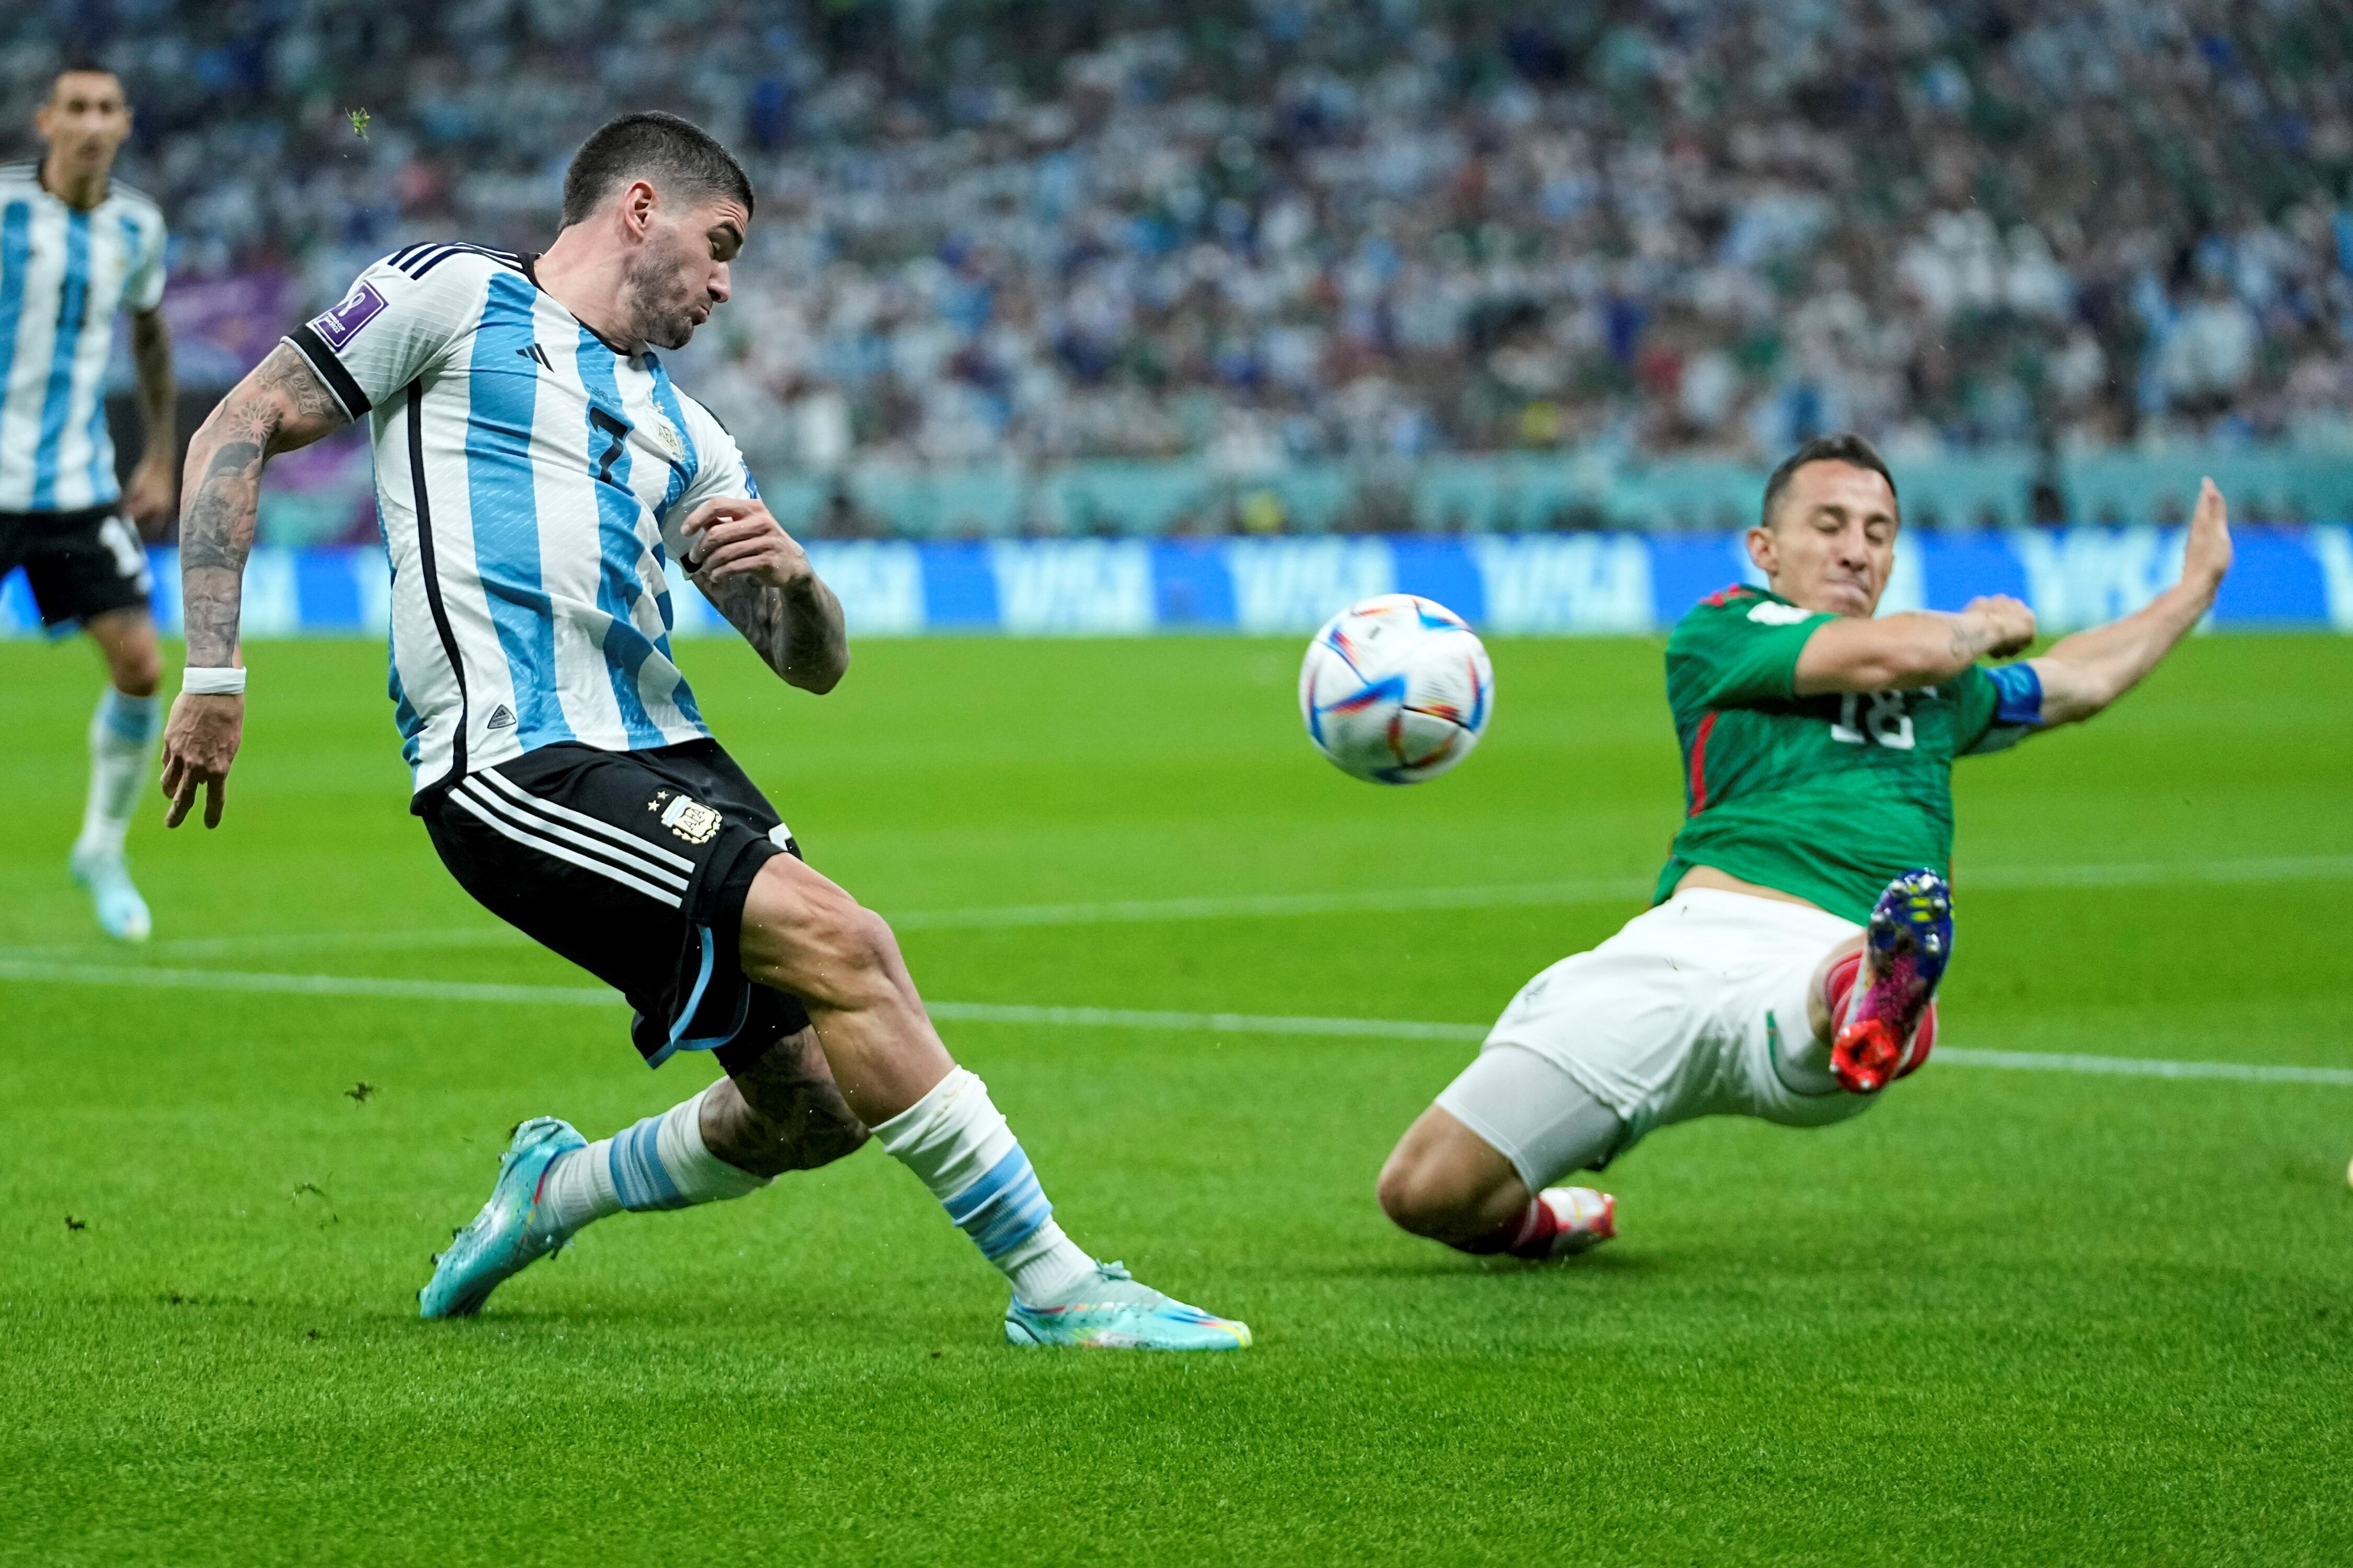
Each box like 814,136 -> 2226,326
3,631 -> 2350,1566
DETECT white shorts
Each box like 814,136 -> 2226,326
1456,889 -> 1871,1157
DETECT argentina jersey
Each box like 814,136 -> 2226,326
0,163 -> 168,512
281,243 -> 757,800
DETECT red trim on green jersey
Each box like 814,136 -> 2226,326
1687,711 -> 1719,814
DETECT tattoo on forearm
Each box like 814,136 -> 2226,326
702,571 -> 848,689
175,346 -> 352,666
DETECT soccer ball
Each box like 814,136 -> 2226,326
1298,594 -> 1494,784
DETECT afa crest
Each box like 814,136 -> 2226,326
656,792 -> 723,844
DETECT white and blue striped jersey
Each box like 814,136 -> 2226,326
0,163 -> 168,513
282,244 -> 757,799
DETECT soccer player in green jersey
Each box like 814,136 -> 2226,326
1375,433 -> 2235,1262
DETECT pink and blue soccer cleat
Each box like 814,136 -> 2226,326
1831,869 -> 1951,1094
418,1117 -> 584,1319
1003,1262 -> 1252,1351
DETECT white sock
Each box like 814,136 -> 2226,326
873,1067 -> 1098,1306
538,1084 -> 770,1235
77,688 -> 158,860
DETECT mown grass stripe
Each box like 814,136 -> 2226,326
5,853 -> 2349,964
4,959 -> 2345,1086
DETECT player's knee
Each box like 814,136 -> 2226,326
106,636 -> 162,696
1376,1150 -> 1467,1238
741,859 -> 903,1007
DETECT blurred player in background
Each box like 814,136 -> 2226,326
156,111 -> 1248,1352
1378,434 -> 2234,1262
1,62 -> 175,940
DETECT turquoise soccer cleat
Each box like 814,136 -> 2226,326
418,1116 -> 585,1319
1003,1262 -> 1252,1351
71,845 -> 151,942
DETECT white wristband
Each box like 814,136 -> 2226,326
182,667 -> 247,696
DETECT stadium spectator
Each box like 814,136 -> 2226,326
5,0 -> 2349,499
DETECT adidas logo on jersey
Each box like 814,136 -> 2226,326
485,703 -> 517,730
515,344 -> 552,371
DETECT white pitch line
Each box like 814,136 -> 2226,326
1,959 -> 2347,1088
5,853 -> 2349,964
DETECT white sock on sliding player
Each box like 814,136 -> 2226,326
874,1067 -> 1098,1307
539,1084 -> 770,1235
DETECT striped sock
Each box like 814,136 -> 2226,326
539,1085 -> 769,1235
873,1067 -> 1096,1306
77,687 -> 158,860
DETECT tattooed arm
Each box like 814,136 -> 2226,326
121,308 -> 178,536
157,345 -> 352,828
677,496 -> 849,694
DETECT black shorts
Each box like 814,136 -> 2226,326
420,739 -> 812,1070
0,507 -> 153,628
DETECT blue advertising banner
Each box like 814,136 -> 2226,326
6,527 -> 2347,639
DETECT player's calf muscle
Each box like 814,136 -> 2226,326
704,1029 -> 868,1177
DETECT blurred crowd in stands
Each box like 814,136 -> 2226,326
7,0 -> 2353,493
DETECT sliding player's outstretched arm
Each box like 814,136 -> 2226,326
1794,594 -> 2039,694
2026,478 -> 2233,727
158,346 -> 351,827
680,495 -> 849,694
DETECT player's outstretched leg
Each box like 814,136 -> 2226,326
1826,869 -> 1951,1093
739,854 -> 1250,1350
1377,1047 -> 1622,1261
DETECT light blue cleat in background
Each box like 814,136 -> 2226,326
1004,1262 -> 1251,1350
419,1116 -> 585,1319
71,845 -> 151,943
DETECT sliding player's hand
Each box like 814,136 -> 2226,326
2180,477 -> 2233,596
160,693 -> 244,829
1959,595 -> 2037,659
679,497 -> 811,592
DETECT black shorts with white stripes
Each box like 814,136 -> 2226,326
0,507 -> 153,628
421,739 -> 812,1069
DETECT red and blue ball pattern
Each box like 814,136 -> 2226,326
1299,594 -> 1494,785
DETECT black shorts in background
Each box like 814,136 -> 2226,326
0,507 -> 152,628
421,739 -> 812,1069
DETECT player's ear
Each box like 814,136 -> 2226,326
1745,524 -> 1778,577
621,179 -> 659,237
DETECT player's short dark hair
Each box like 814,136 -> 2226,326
1760,433 -> 1899,531
50,57 -> 122,93
561,111 -> 752,228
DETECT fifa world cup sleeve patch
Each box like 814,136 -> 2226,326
1985,661 -> 2044,726
310,281 -> 389,351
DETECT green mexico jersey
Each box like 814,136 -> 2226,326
1653,584 -> 2034,925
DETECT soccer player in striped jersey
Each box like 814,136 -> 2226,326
155,112 -> 1247,1351
1,63 -> 177,940
1377,435 -> 2234,1263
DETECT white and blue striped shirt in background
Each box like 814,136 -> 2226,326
0,163 -> 168,514
282,244 -> 760,800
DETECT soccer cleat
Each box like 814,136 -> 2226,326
418,1117 -> 586,1319
70,844 -> 151,942
1002,1262 -> 1252,1351
1832,869 -> 1953,1094
1531,1186 -> 1617,1259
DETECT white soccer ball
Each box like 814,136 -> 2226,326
1298,594 -> 1494,785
